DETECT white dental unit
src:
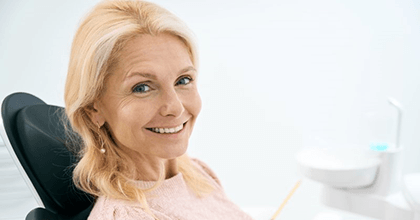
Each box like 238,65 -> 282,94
296,98 -> 420,220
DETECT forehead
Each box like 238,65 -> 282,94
115,33 -> 193,78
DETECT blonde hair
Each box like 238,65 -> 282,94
63,0 -> 213,218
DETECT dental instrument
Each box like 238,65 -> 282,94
270,179 -> 302,220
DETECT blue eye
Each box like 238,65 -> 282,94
132,84 -> 151,93
176,76 -> 193,86
132,76 -> 193,94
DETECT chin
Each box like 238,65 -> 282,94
161,145 -> 188,159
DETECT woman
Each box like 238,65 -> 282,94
64,0 -> 255,219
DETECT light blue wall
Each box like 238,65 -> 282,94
1,0 -> 419,219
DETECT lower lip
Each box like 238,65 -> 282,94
145,122 -> 188,139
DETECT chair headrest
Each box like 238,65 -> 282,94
16,104 -> 92,216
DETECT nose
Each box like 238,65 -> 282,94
159,88 -> 184,117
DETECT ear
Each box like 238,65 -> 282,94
88,102 -> 106,127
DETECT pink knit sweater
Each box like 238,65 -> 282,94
88,158 -> 255,220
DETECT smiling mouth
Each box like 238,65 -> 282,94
146,121 -> 188,134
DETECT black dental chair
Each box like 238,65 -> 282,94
1,92 -> 94,220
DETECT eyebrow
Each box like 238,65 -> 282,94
125,66 -> 196,81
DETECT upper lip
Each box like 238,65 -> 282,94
146,119 -> 189,128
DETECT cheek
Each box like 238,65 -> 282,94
188,90 -> 202,116
120,105 -> 152,128
108,103 -> 152,140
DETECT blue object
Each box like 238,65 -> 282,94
370,143 -> 389,151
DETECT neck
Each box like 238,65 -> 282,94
114,140 -> 180,181
132,156 -> 179,181
164,158 -> 179,179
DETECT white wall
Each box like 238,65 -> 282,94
1,0 -> 419,219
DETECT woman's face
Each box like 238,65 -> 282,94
94,33 -> 201,162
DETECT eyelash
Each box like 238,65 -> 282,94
132,76 -> 194,94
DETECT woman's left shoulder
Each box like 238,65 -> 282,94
189,157 -> 222,187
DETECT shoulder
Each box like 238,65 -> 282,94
88,196 -> 155,220
189,157 -> 223,187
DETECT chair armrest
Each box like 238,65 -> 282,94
25,204 -> 93,220
26,207 -> 60,220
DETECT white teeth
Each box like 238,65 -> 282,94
150,123 -> 184,134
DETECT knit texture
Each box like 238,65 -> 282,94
88,158 -> 255,220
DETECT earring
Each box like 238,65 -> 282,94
96,121 -> 106,154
